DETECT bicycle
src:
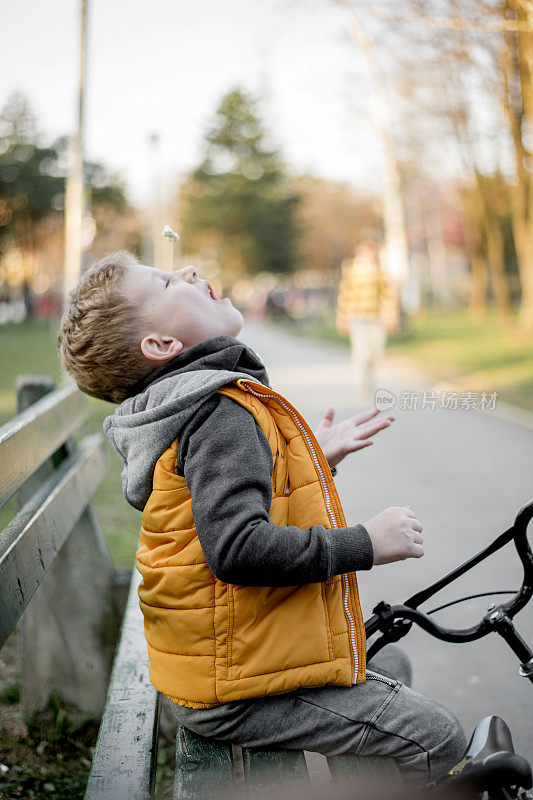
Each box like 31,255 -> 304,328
364,499 -> 533,799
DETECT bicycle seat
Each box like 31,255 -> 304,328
438,716 -> 532,792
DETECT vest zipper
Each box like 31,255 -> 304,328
365,670 -> 397,688
240,380 -> 359,684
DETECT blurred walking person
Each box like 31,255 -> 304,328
336,241 -> 391,404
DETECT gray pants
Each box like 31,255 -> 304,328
170,645 -> 467,788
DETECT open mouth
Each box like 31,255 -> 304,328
206,282 -> 220,301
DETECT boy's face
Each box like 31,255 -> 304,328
121,263 -> 244,364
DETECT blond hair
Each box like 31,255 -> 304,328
57,250 -> 154,404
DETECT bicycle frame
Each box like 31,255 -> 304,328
365,500 -> 533,681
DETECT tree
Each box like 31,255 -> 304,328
181,88 -> 300,276
322,1 -> 528,319
0,92 -> 130,253
0,92 -> 65,251
334,0 -> 410,333
294,175 -> 381,274
0,91 -> 136,315
502,0 -> 533,331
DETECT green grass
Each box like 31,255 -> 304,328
0,689 -> 99,800
387,308 -> 533,411
0,320 -> 64,423
0,318 -> 139,570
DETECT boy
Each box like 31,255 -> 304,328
57,251 -> 466,788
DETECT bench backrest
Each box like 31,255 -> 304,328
0,375 -> 122,717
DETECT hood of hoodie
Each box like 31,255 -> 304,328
103,335 -> 270,511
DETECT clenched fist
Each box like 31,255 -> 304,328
364,506 -> 424,566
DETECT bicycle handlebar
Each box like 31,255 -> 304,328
365,500 -> 533,647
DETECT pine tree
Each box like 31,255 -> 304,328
182,88 -> 300,276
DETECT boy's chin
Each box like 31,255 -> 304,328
227,311 -> 244,337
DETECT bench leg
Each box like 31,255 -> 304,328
174,724 -> 234,799
241,746 -> 310,794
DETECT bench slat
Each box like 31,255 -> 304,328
327,753 -> 401,784
0,433 -> 108,649
242,747 -> 310,793
174,725 -> 234,800
85,568 -> 160,800
0,381 -> 88,509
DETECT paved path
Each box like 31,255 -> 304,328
239,318 -> 533,771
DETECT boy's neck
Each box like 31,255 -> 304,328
127,335 -> 270,398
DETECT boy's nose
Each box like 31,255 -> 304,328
180,265 -> 198,283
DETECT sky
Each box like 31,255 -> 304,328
1,0 -> 383,206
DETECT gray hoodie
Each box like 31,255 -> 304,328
103,335 -> 374,587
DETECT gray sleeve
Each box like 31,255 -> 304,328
179,394 -> 374,587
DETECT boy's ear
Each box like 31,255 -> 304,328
140,334 -> 184,362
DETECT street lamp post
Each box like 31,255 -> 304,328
63,0 -> 87,308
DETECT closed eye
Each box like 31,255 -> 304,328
165,276 -> 171,288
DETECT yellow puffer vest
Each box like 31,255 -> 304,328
136,378 -> 367,708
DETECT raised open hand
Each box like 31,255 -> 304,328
314,406 -> 395,470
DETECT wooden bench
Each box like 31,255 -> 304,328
0,375 -> 401,799
0,375 -> 129,718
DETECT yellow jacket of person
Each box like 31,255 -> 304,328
336,263 -> 392,336
136,378 -> 367,709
